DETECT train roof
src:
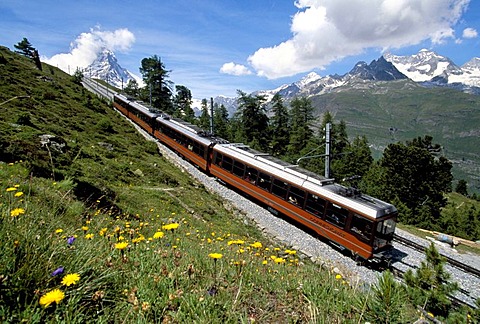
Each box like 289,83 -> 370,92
156,115 -> 230,145
115,93 -> 161,118
214,143 -> 396,219
155,116 -> 230,146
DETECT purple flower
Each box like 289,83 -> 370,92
51,266 -> 64,277
67,236 -> 75,245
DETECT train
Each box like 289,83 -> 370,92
113,93 -> 397,263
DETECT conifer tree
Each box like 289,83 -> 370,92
404,243 -> 459,318
198,99 -> 210,130
236,90 -> 269,151
174,85 -> 194,122
139,55 -> 173,113
213,103 -> 230,139
362,270 -> 409,324
124,79 -> 140,98
287,96 -> 315,157
268,93 -> 290,157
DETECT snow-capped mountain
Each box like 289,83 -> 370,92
85,49 -> 141,89
384,49 -> 480,93
384,49 -> 462,82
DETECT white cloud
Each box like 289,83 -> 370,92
463,27 -> 478,38
219,62 -> 252,76
42,27 -> 135,74
249,0 -> 470,79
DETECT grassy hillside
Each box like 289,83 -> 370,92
310,80 -> 480,192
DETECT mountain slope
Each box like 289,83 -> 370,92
309,79 -> 480,190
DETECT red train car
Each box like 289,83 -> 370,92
210,143 -> 397,261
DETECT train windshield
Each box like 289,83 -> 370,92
376,218 -> 396,237
373,217 -> 396,251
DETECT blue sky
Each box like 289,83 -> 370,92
1,0 -> 479,99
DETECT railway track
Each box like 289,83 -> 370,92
392,233 -> 479,308
393,234 -> 480,278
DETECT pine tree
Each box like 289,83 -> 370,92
174,85 -> 194,122
268,93 -> 290,156
236,90 -> 269,151
213,103 -> 230,139
287,96 -> 314,157
139,55 -> 173,113
14,38 -> 34,57
404,243 -> 459,318
198,99 -> 210,130
124,79 -> 140,98
362,271 -> 409,324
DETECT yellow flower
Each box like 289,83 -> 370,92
208,253 -> 223,259
85,233 -> 94,240
10,208 -> 25,217
14,191 -> 24,197
250,242 -> 262,248
274,257 -> 286,264
262,260 -> 268,265
335,274 -> 342,280
115,242 -> 129,250
82,226 -> 89,232
285,249 -> 297,255
162,223 -> 179,231
227,239 -> 245,246
39,289 -> 65,307
62,273 -> 80,286
153,231 -> 164,239
6,187 -> 17,192
55,228 -> 63,233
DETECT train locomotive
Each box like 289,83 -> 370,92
113,93 -> 397,262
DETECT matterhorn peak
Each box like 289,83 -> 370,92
85,48 -> 140,89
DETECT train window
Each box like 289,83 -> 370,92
350,214 -> 373,242
271,178 -> 288,199
244,166 -> 258,184
325,203 -> 348,228
305,194 -> 326,217
376,219 -> 396,236
222,156 -> 233,172
288,185 -> 305,208
214,153 -> 223,166
232,160 -> 245,178
257,172 -> 272,191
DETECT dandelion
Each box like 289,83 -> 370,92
262,260 -> 268,265
39,289 -> 65,308
55,228 -> 63,234
14,191 -> 24,197
153,231 -> 164,239
6,187 -> 17,192
335,274 -> 342,280
227,239 -> 245,246
274,257 -> 286,264
10,208 -> 25,217
250,242 -> 262,248
162,223 -> 179,231
208,253 -> 223,260
62,273 -> 80,286
115,242 -> 129,250
285,249 -> 297,255
82,226 -> 89,232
